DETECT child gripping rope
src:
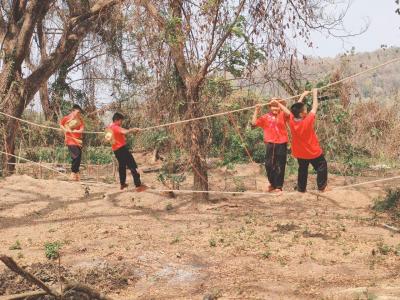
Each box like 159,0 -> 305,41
272,89 -> 328,193
107,112 -> 148,192
251,98 -> 289,193
60,104 -> 84,181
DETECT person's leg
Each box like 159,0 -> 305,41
68,146 -> 82,180
114,147 -> 127,186
264,143 -> 275,190
310,155 -> 328,191
297,158 -> 309,192
274,143 -> 287,190
123,147 -> 142,187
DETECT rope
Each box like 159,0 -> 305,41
133,57 -> 400,131
3,151 -> 400,197
0,111 -> 104,134
1,57 -> 400,134
0,151 -> 115,188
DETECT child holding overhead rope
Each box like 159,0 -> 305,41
60,104 -> 84,181
106,113 -> 147,192
272,89 -> 328,192
251,98 -> 290,192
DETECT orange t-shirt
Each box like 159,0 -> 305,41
60,113 -> 84,147
255,112 -> 289,144
108,122 -> 126,151
289,112 -> 323,159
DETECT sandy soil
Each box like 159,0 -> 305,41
0,158 -> 399,299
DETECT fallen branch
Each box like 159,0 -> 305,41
63,283 -> 115,300
0,255 -> 60,298
0,291 -> 47,300
381,223 -> 400,233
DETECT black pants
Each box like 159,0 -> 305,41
297,154 -> 328,192
113,146 -> 141,187
68,145 -> 82,173
265,143 -> 287,189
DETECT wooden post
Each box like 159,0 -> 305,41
16,141 -> 22,175
2,133 -> 8,177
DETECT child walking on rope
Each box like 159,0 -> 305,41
107,113 -> 147,191
60,104 -> 84,181
252,98 -> 290,192
272,89 -> 328,192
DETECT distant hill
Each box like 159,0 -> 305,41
299,47 -> 400,100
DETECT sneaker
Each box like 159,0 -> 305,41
120,183 -> 129,190
272,188 -> 283,194
135,185 -> 148,192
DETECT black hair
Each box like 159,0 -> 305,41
112,112 -> 125,122
290,102 -> 306,119
72,104 -> 83,113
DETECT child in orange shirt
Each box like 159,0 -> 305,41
60,105 -> 84,181
252,99 -> 289,192
272,89 -> 328,192
107,112 -> 147,191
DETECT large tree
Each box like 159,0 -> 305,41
132,0 -> 349,199
0,0 -> 122,173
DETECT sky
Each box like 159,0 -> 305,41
296,0 -> 400,57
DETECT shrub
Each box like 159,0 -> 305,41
44,241 -> 62,260
373,188 -> 400,213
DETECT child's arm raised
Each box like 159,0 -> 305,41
251,104 -> 262,126
310,88 -> 319,114
297,91 -> 311,103
271,100 -> 291,116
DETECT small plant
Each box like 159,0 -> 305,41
170,236 -> 180,244
209,238 -> 217,247
373,188 -> 400,213
17,252 -> 24,259
395,244 -> 400,256
165,203 -> 173,211
9,240 -> 22,250
261,251 -> 271,259
377,242 -> 392,255
44,241 -> 61,260
233,177 -> 246,192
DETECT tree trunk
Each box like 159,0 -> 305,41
187,87 -> 209,201
1,82 -> 26,174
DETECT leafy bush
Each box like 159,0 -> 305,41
44,241 -> 62,260
373,188 -> 400,213
23,146 -> 113,164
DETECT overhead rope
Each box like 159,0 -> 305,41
1,57 -> 400,134
0,111 -> 104,134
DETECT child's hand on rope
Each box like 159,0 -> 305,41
130,128 -> 142,134
269,99 -> 279,106
298,91 -> 311,103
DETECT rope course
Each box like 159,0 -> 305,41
2,150 -> 400,197
2,57 -> 400,196
0,57 -> 400,134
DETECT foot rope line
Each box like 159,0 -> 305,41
1,57 -> 400,134
2,151 -> 400,196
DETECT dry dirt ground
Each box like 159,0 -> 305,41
0,157 -> 399,299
